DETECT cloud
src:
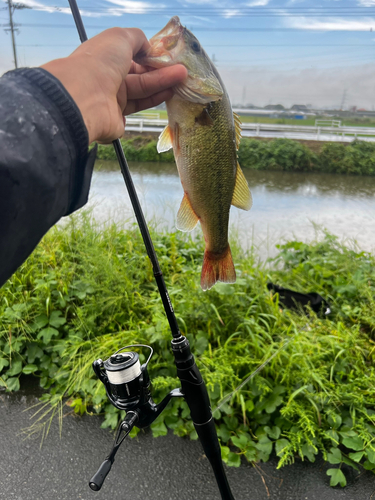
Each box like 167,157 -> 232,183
284,16 -> 375,31
358,0 -> 375,5
13,0 -> 107,16
14,0 -> 163,17
219,63 -> 375,108
14,0 -> 68,14
223,9 -> 241,18
179,0 -> 218,4
247,0 -> 270,5
105,0 -> 164,14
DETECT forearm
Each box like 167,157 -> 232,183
0,68 -> 96,287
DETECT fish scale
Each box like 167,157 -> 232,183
175,97 -> 237,254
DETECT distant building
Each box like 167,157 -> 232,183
356,110 -> 375,117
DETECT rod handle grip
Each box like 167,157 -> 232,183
89,459 -> 112,491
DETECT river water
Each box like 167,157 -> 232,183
87,161 -> 375,257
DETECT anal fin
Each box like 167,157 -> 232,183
231,162 -> 252,211
176,192 -> 199,232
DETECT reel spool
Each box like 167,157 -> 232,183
93,344 -> 153,412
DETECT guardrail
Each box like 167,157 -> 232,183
243,123 -> 375,139
126,118 -> 167,133
315,119 -> 341,128
125,117 -> 375,141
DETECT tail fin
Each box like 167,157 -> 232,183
200,245 -> 236,291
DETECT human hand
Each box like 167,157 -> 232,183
41,28 -> 187,144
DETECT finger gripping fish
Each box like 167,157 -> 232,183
135,16 -> 252,291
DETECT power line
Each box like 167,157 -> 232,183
19,5 -> 375,13
6,4 -> 375,17
221,55 -> 375,67
9,23 -> 375,32
208,44 -> 375,47
13,11 -> 375,17
33,4 -> 375,8
17,43 -> 375,48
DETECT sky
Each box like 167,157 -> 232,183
1,0 -> 375,108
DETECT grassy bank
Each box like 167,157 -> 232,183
1,217 -> 375,487
97,137 -> 375,176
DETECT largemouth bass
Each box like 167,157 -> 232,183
135,16 -> 252,290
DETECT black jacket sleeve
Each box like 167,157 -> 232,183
0,67 -> 97,287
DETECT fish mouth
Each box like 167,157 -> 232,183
135,16 -> 184,67
135,16 -> 224,104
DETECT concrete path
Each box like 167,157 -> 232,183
1,383 -> 374,500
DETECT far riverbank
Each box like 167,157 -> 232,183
96,134 -> 375,176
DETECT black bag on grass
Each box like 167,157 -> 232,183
267,283 -> 331,316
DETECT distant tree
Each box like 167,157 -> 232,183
264,104 -> 285,110
291,104 -> 308,111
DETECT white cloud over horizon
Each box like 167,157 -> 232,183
284,16 -> 375,31
9,0 -> 165,17
223,9 -> 241,18
105,0 -> 165,14
358,0 -> 375,6
247,0 -> 271,6
220,63 -> 375,109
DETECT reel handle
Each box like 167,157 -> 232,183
89,412 -> 138,492
89,459 -> 112,491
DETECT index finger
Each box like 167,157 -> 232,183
121,28 -> 150,59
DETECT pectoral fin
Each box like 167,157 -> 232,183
231,163 -> 252,211
157,125 -> 173,153
195,107 -> 214,127
176,193 -> 199,232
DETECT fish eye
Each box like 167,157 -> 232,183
191,41 -> 200,52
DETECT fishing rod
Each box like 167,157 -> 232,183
67,2 -> 236,498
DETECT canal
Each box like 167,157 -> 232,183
88,161 -> 375,256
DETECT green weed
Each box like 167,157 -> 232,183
1,216 -> 375,486
98,136 -> 375,176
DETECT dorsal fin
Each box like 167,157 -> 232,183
233,112 -> 242,150
157,125 -> 173,153
176,192 -> 199,232
231,162 -> 252,211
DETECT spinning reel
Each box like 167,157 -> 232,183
89,344 -> 182,491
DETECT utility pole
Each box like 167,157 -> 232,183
6,0 -> 18,68
4,0 -> 30,69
